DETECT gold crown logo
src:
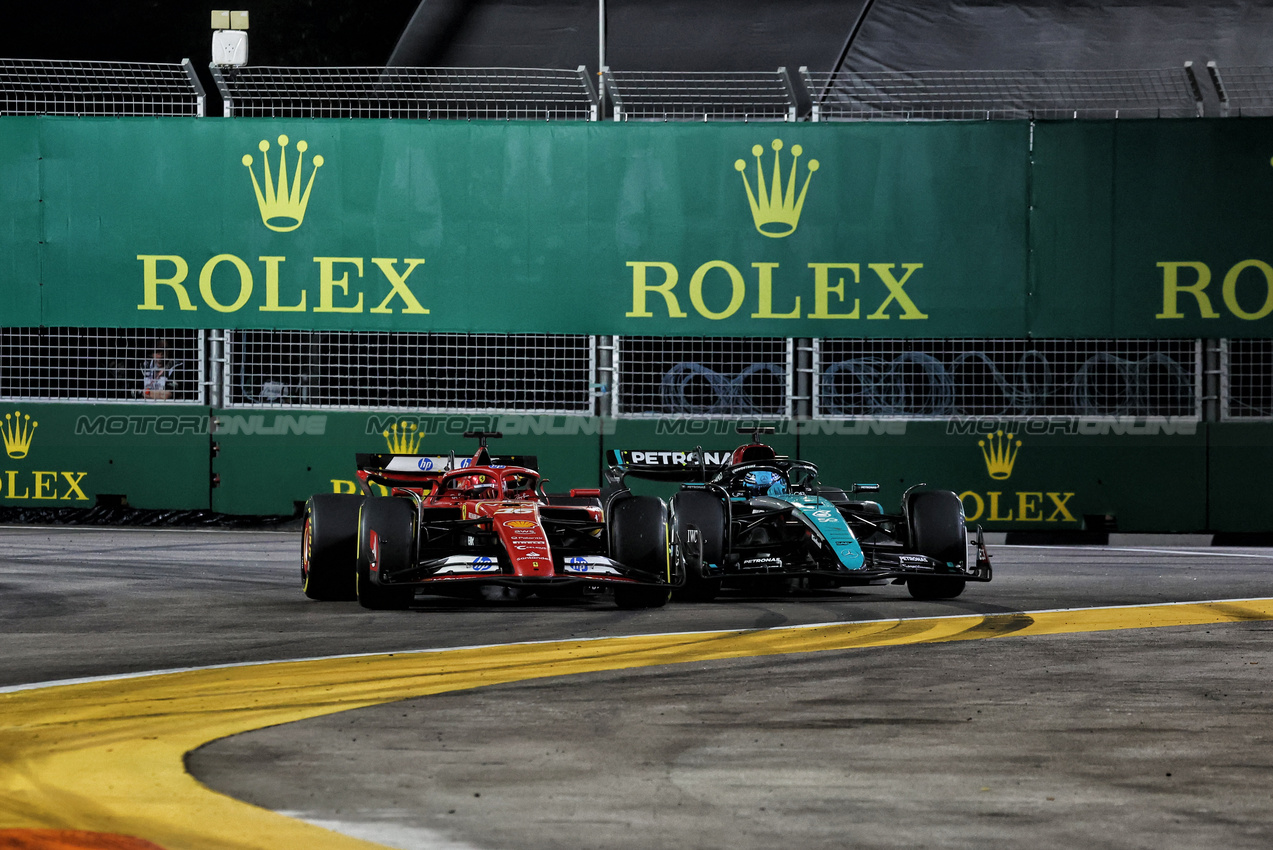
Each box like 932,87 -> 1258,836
242,135 -> 324,232
734,139 -> 819,238
2,410 -> 37,459
979,430 -> 1021,480
383,421 -> 424,454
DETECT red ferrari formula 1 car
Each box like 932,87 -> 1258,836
302,432 -> 674,610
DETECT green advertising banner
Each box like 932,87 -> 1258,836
1027,121 -> 1117,336
801,420 -> 1206,533
1206,423 -> 1273,532
0,400 -> 1250,532
1029,119 -> 1273,338
1110,120 -> 1273,338
0,402 -> 210,510
6,116 -> 1273,337
1,118 -> 41,327
16,117 -> 1031,337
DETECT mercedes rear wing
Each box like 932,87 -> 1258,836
605,448 -> 735,483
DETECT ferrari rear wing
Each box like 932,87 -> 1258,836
355,451 -> 540,495
356,453 -> 540,474
605,448 -> 734,483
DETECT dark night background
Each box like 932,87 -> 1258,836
1,1 -> 420,66
1,1 -> 419,114
3,1 -> 1271,119
5,2 -> 1271,77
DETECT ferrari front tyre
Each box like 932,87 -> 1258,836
609,496 -> 671,609
905,489 -> 968,600
302,494 -> 363,601
669,489 -> 727,602
356,497 -> 417,611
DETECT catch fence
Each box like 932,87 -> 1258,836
0,58 -> 205,116
11,58 -> 1269,120
1,330 -> 1242,421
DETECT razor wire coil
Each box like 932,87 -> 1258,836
818,344 -> 1195,418
659,362 -> 786,415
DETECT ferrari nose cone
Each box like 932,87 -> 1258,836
495,510 -> 554,577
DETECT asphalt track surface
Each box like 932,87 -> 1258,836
1,526 -> 1271,850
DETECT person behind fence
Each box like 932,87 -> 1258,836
142,346 -> 179,400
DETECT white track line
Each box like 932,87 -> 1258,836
998,544 -> 1273,559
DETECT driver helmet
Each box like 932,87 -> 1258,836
743,469 -> 787,497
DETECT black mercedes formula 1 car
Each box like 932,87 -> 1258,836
605,427 -> 991,601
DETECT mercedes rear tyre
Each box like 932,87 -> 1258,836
609,496 -> 672,610
302,494 -> 363,601
356,497 -> 417,611
669,489 -> 727,602
904,489 -> 968,601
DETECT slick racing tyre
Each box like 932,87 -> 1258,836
356,497 -> 417,611
669,489 -> 727,602
905,489 -> 968,600
610,496 -> 672,610
302,494 -> 363,601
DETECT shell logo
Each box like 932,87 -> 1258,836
504,520 -> 537,529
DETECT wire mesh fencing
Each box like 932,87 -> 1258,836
1221,339 -> 1273,419
213,66 -> 598,120
602,69 -> 797,121
0,59 -> 205,116
814,339 -> 1201,419
0,330 -> 1238,424
1206,63 -> 1273,117
224,330 -> 596,413
0,328 -> 204,403
7,58 -> 1272,122
801,67 -> 1201,121
613,337 -> 792,418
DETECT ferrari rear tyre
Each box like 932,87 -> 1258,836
302,494 -> 363,601
669,490 -> 726,602
609,496 -> 671,609
356,497 -> 417,611
905,489 -> 968,600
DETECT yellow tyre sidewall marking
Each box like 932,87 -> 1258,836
2,598 -> 1272,850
